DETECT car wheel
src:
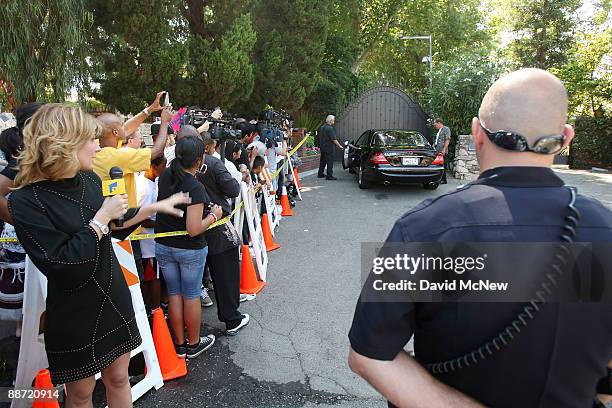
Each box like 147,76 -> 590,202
424,182 -> 439,190
358,165 -> 371,189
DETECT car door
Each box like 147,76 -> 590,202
350,131 -> 370,169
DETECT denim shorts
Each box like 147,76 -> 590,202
155,243 -> 208,300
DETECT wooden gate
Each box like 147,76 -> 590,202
335,86 -> 430,153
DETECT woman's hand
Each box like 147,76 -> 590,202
156,192 -> 191,217
211,204 -> 223,220
96,194 -> 128,224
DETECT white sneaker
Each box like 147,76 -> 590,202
200,288 -> 213,307
226,314 -> 250,336
239,293 -> 256,303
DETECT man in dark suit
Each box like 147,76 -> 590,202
318,115 -> 344,180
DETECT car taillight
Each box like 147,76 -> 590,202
369,152 -> 389,164
432,153 -> 444,165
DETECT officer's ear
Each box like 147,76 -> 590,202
561,124 -> 575,150
471,117 -> 485,150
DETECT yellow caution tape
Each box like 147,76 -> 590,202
0,201 -> 246,243
0,136 -> 310,244
128,200 -> 245,241
268,136 -> 309,181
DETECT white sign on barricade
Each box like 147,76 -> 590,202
286,154 -> 302,201
260,156 -> 282,235
233,188 -> 245,241
12,259 -> 48,408
13,240 -> 163,408
240,182 -> 269,282
261,184 -> 281,235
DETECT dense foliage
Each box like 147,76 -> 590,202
570,117 -> 612,169
0,0 -> 91,110
1,0 -> 609,149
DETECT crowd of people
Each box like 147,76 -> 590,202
0,91 -> 299,406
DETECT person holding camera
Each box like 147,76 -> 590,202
155,136 -> 221,359
9,104 -> 189,407
198,136 -> 250,336
226,123 -> 253,171
259,124 -> 287,192
94,91 -> 172,207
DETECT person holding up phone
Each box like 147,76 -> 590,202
94,91 -> 173,207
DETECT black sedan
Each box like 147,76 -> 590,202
342,129 -> 444,189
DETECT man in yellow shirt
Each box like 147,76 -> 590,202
94,93 -> 174,207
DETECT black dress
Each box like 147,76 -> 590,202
8,171 -> 141,384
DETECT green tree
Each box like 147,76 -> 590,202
355,0 -> 492,110
302,1 -> 360,118
0,0 -> 91,110
552,2 -> 612,117
431,54 -> 506,136
87,0 -> 189,113
245,0 -> 332,113
487,0 -> 581,69
186,14 -> 257,109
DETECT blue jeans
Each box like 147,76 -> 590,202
155,244 -> 207,300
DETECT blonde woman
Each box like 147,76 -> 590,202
8,104 -> 189,408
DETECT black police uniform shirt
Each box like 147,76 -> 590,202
155,170 -> 209,249
349,167 -> 612,408
318,124 -> 337,153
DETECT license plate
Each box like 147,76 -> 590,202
402,157 -> 420,166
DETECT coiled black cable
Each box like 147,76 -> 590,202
425,186 -> 580,374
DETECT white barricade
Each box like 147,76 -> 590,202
13,240 -> 163,408
240,182 -> 268,282
12,259 -> 48,408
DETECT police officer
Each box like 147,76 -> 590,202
348,69 -> 612,407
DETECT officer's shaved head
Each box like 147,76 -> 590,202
479,68 -> 568,142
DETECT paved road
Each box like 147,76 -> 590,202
129,164 -> 462,408
131,164 -> 611,407
4,164 -> 611,407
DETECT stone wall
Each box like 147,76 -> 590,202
453,134 -> 480,181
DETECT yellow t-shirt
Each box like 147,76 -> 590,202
93,147 -> 152,207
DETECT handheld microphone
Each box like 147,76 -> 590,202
102,166 -> 126,227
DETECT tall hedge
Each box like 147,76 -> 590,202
570,117 -> 612,169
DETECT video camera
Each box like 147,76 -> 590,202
260,108 -> 292,148
262,108 -> 291,128
185,106 -> 242,141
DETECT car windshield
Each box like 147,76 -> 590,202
374,131 -> 428,147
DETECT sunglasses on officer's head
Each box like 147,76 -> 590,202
478,118 -> 565,155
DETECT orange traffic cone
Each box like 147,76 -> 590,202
152,308 -> 187,381
294,167 -> 302,190
240,245 -> 265,294
280,185 -> 293,216
261,213 -> 281,252
32,369 -> 59,408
